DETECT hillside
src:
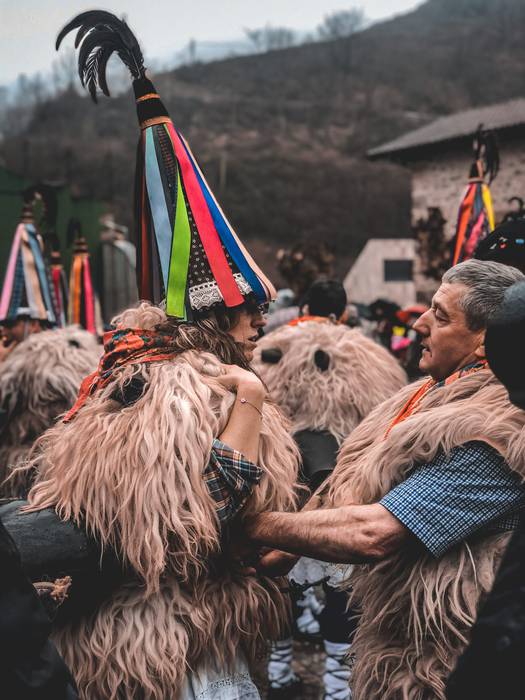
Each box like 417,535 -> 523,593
2,0 -> 525,282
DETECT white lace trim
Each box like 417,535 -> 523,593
290,557 -> 353,587
195,672 -> 257,699
189,273 -> 253,310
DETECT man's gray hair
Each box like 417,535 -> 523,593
442,259 -> 524,330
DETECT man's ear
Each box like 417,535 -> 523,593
474,330 -> 486,359
302,304 -> 310,316
339,308 -> 350,324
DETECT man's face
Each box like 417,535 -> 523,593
412,283 -> 485,381
228,309 -> 267,361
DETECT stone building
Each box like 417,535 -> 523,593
368,98 -> 525,239
343,238 -> 416,307
364,98 -> 525,301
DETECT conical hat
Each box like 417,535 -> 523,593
0,203 -> 57,325
57,11 -> 276,320
68,235 -> 99,335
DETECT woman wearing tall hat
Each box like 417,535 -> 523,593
24,12 -> 299,699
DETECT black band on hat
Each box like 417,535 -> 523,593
133,77 -> 170,128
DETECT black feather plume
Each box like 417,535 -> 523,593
56,10 -> 145,102
471,124 -> 500,184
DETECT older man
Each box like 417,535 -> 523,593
248,259 -> 525,700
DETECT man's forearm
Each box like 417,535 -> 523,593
247,504 -> 403,564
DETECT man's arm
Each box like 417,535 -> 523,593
247,503 -> 410,564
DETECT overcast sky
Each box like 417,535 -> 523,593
0,0 -> 422,85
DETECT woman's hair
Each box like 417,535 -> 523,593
160,309 -> 252,369
114,301 -> 256,370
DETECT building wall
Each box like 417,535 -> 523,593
410,137 -> 525,240
344,238 -> 416,307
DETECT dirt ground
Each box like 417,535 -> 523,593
255,639 -> 325,699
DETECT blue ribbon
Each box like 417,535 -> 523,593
178,133 -> 266,302
145,128 -> 173,291
26,225 -> 56,324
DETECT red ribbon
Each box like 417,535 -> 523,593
165,122 -> 243,307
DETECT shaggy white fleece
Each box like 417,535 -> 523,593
0,326 -> 101,496
253,322 -> 407,442
325,369 -> 525,700
25,304 -> 301,699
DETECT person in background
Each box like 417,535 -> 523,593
0,326 -> 101,498
474,218 -> 525,273
390,304 -> 428,380
288,279 -> 349,327
0,516 -> 78,699
264,288 -> 299,333
0,199 -> 59,362
446,279 -> 525,700
0,318 -> 45,362
368,298 -> 400,350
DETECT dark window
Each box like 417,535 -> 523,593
384,259 -> 413,282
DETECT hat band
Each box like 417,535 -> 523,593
136,93 -> 160,103
140,116 -> 171,130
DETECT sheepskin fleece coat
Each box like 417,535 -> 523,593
25,306 -> 300,700
324,368 -> 525,700
0,327 -> 101,498
253,322 -> 407,443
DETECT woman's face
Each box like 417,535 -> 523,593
228,308 -> 267,361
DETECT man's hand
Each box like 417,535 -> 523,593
227,524 -> 262,575
256,549 -> 299,578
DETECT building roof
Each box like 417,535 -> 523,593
368,98 -> 525,159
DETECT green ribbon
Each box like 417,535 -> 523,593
166,165 -> 191,318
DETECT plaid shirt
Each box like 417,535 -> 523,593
381,440 -> 525,558
204,439 -> 262,524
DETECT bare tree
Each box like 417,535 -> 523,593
317,8 -> 366,40
245,28 -> 264,53
187,38 -> 197,65
317,8 -> 366,74
51,47 -> 78,94
245,25 -> 296,53
29,72 -> 47,105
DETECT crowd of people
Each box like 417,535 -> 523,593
2,9 -> 525,700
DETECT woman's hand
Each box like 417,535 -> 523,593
217,365 -> 265,399
256,549 -> 299,578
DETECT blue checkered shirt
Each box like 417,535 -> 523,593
381,441 -> 525,558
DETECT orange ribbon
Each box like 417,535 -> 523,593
385,360 -> 489,438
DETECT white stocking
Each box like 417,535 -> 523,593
323,640 -> 352,700
267,638 -> 298,689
